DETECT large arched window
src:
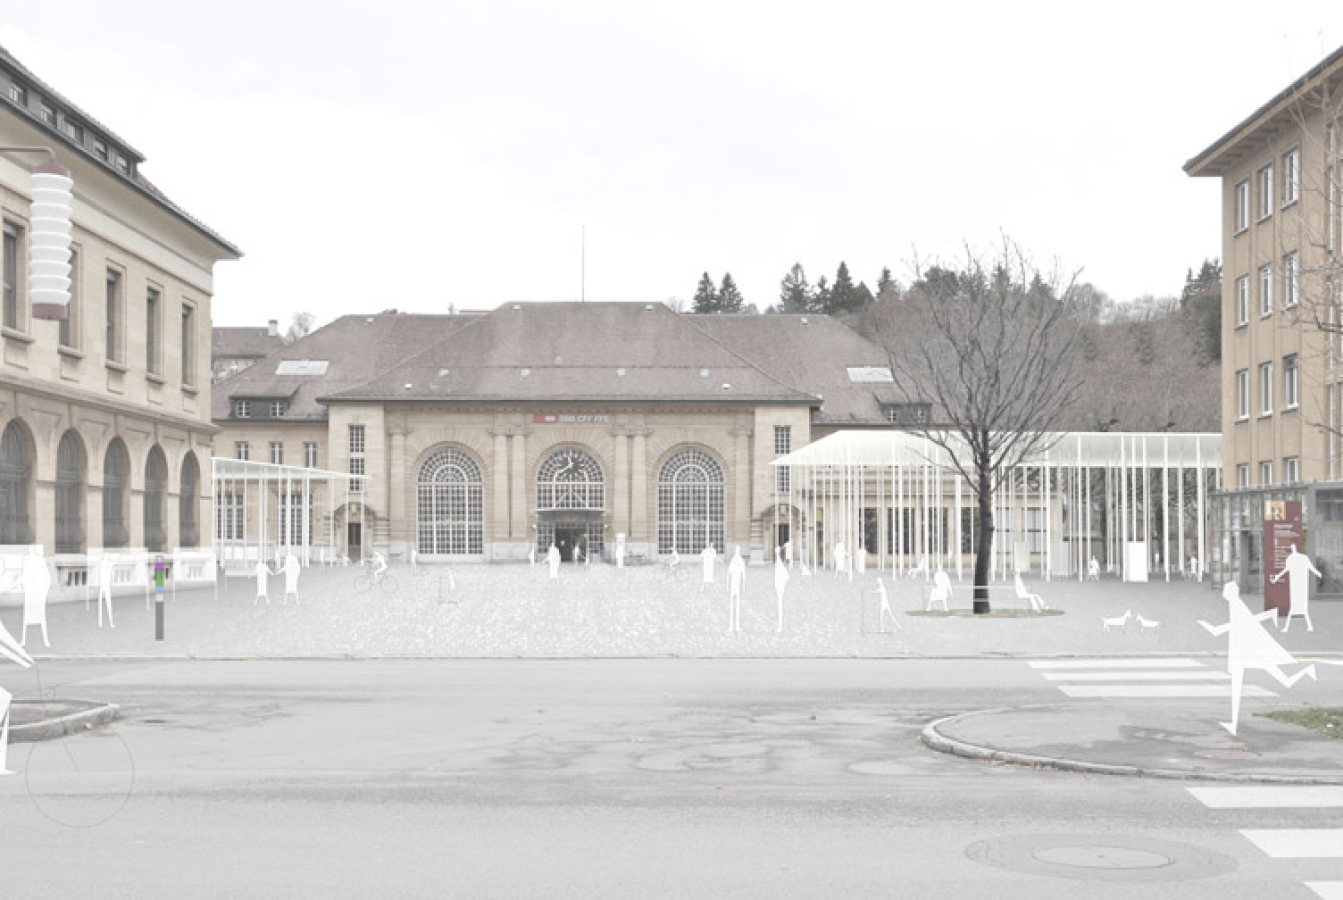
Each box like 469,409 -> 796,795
102,439 -> 129,548
56,430 -> 85,554
179,452 -> 199,548
144,446 -> 168,553
536,448 -> 604,510
0,420 -> 34,544
417,448 -> 483,555
657,447 -> 725,555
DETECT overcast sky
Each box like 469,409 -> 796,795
2,2 -> 1339,327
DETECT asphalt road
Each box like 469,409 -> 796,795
0,659 -> 1337,899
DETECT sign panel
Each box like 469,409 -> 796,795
532,414 -> 610,424
1263,500 -> 1302,615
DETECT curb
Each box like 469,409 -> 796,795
921,708 -> 1343,785
10,701 -> 121,744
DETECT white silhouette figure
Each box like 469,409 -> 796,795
20,548 -> 51,648
97,552 -> 116,628
855,546 -> 866,575
1087,556 -> 1100,581
1189,554 -> 1201,582
529,546 -> 536,566
1136,612 -> 1160,633
1014,572 -> 1048,612
700,542 -> 717,592
1271,543 -> 1320,633
1200,582 -> 1317,735
253,558 -> 274,606
727,547 -> 746,633
1102,609 -> 1130,632
282,553 -> 301,606
784,539 -> 794,572
371,551 -> 389,582
615,542 -> 625,569
669,547 -> 681,570
546,543 -> 561,580
909,554 -> 930,580
833,541 -> 848,579
1,616 -> 34,775
773,546 -> 789,633
875,579 -> 902,633
926,569 -> 952,612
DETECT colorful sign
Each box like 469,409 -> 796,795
1263,500 -> 1302,615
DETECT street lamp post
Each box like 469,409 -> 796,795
0,146 -> 73,321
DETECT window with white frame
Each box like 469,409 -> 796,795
105,269 -> 123,362
269,441 -> 283,465
146,286 -> 161,374
180,302 -> 194,386
235,441 -> 249,461
1260,362 -> 1273,415
7,81 -> 26,106
2,220 -> 20,331
1259,264 -> 1272,316
1236,275 -> 1249,326
1284,354 -> 1299,409
216,491 -> 245,541
233,399 -> 250,419
1285,456 -> 1300,484
1284,251 -> 1299,307
349,425 -> 365,492
1260,460 -> 1273,486
269,400 -> 287,418
59,248 -> 79,349
1237,464 -> 1250,488
1236,368 -> 1250,419
304,441 -> 318,468
774,425 -> 791,494
1258,164 -> 1274,218
1235,180 -> 1250,231
1283,147 -> 1300,205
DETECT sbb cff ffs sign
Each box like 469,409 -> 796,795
532,414 -> 610,424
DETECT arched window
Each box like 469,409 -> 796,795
102,439 -> 129,548
657,447 -> 725,555
417,448 -> 483,555
56,430 -> 85,554
179,452 -> 199,548
144,446 -> 167,553
0,420 -> 33,544
536,448 -> 604,510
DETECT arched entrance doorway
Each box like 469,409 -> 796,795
535,447 -> 604,562
55,430 -> 85,553
657,447 -> 724,555
0,419 -> 34,544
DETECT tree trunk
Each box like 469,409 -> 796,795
974,459 -> 994,614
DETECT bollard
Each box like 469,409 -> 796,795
154,557 -> 166,641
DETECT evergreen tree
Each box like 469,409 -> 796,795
718,273 -> 745,313
877,266 -> 895,296
1180,258 -> 1222,364
692,272 -> 719,314
813,276 -> 831,314
827,261 -> 858,314
779,263 -> 812,313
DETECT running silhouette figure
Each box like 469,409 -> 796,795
1199,582 -> 1317,735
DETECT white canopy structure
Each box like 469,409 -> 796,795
211,458 -> 360,573
772,431 -> 1222,583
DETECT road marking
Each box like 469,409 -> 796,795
1042,671 -> 1230,681
1306,883 -> 1343,900
1028,659 -> 1206,669
1241,830 -> 1343,858
1058,685 -> 1275,698
1189,787 -> 1343,809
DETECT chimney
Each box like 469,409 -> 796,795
267,319 -> 278,336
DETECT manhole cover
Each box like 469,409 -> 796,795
1033,846 -> 1173,870
967,834 -> 1236,882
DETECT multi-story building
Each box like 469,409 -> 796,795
0,45 -> 239,569
1185,44 -> 1343,591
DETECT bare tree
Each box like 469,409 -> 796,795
284,311 -> 316,344
875,239 -> 1084,613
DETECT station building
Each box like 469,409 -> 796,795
0,45 -> 238,579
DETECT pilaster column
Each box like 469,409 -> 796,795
510,429 -> 528,539
732,424 -> 752,548
387,423 -> 408,547
612,429 -> 630,538
491,429 -> 510,542
631,430 -> 648,542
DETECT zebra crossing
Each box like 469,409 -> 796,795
1188,786 -> 1343,900
1026,658 -> 1277,699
